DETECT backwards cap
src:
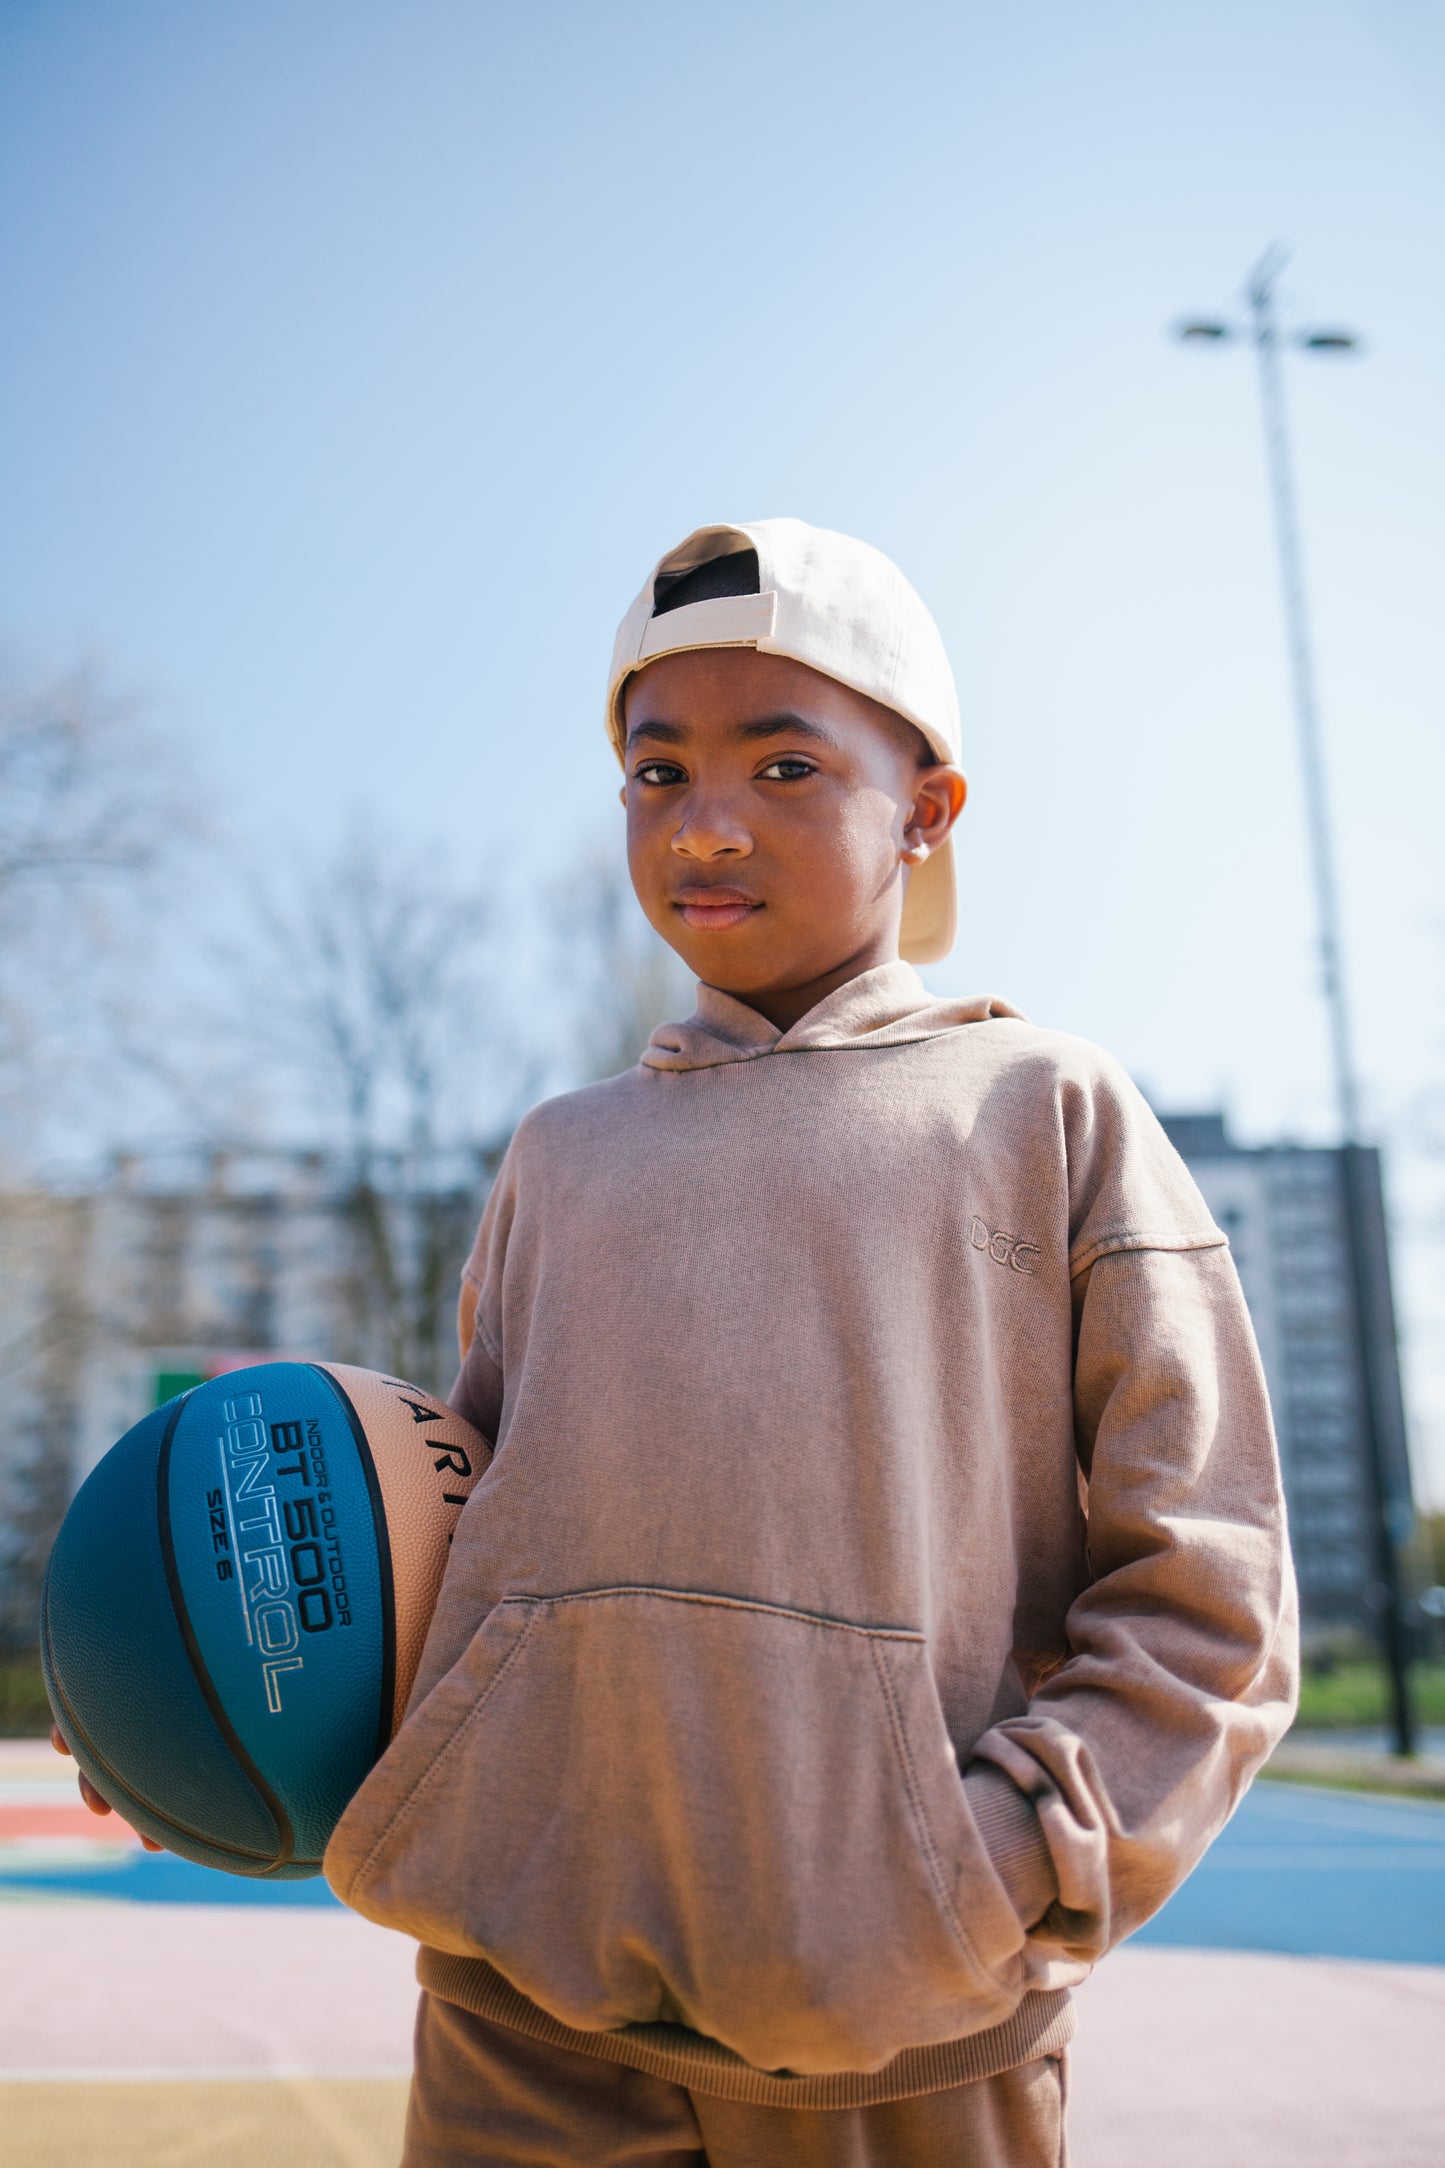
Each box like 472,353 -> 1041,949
607,518 -> 962,965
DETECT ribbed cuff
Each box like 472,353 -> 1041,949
417,1948 -> 1076,2107
963,1763 -> 1058,1930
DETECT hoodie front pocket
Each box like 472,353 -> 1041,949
332,1588 -> 1025,2075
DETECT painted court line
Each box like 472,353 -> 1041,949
3,2066 -> 413,2082
0,1903 -> 419,2077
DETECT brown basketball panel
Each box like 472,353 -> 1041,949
317,1364 -> 484,1730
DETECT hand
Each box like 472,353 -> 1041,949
51,1725 -> 165,1852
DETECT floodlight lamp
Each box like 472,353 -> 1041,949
1175,320 -> 1234,343
1298,330 -> 1361,354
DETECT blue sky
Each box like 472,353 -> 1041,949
3,0 -> 1444,1493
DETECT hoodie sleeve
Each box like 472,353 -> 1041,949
971,1236 -> 1299,1969
447,1148 -> 517,1449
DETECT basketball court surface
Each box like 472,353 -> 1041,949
3,1739 -> 1443,2166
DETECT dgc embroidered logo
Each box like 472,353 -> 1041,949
970,1217 -> 1041,1276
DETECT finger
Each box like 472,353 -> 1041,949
78,1774 -> 113,1817
50,1726 -> 72,1757
139,1836 -> 164,1853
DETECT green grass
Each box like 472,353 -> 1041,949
1295,1657 -> 1445,1731
0,1652 -> 51,1738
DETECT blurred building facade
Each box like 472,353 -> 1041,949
0,1144 -> 494,1651
1161,1113 -> 1414,1644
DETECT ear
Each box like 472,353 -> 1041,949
902,765 -> 967,864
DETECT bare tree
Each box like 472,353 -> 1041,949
238,824 -> 526,1390
0,654 -> 194,1164
0,1189 -> 89,1658
230,837 -> 692,1388
0,657 -> 184,893
0,654 -> 192,1664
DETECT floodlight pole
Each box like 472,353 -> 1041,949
1245,248 -> 1362,1142
1179,248 -> 1417,1757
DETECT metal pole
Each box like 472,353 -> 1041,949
1246,248 -> 1362,1141
1343,1144 -> 1417,1756
1244,248 -> 1416,1755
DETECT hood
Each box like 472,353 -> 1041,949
641,961 -> 1024,1075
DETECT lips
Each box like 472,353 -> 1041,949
672,886 -> 762,932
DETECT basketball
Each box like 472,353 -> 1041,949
40,1362 -> 483,1879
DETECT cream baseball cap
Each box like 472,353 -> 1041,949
607,517 -> 962,964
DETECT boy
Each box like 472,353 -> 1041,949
326,519 -> 1298,2165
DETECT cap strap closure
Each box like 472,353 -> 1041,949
637,591 -> 777,662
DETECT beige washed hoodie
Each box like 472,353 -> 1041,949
326,963 -> 1298,2102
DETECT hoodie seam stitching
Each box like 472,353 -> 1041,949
496,1585 -> 925,1640
642,1028 -> 1012,1074
869,1639 -> 986,1976
1068,1230 -> 1229,1278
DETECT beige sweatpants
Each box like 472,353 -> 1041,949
404,1993 -> 1069,2168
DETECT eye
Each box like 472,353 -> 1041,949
634,760 -> 686,786
757,757 -> 817,781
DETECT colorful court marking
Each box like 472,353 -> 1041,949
7,1738 -> 1445,1965
0,1740 -> 337,1904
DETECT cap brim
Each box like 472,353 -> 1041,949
900,839 -> 956,964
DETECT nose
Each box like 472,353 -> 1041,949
670,787 -> 754,862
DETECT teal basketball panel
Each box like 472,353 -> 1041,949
166,1365 -> 389,1866
41,1398 -> 282,1869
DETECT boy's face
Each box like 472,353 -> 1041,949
623,647 -> 965,1019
